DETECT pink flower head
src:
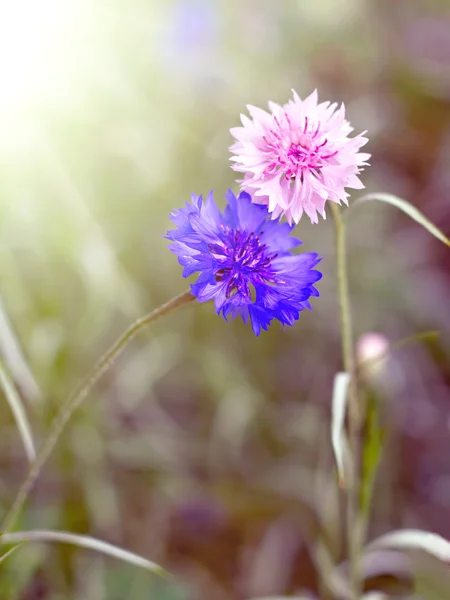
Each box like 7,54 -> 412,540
229,90 -> 370,224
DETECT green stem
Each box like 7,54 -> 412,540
329,202 -> 361,599
1,290 -> 195,533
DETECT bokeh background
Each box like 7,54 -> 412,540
0,0 -> 449,598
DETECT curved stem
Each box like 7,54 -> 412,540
2,290 -> 195,533
329,202 -> 361,599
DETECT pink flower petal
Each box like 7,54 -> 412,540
230,89 -> 370,224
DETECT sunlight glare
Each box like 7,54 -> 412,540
0,0 -> 86,113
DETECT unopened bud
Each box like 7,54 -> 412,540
356,332 -> 390,381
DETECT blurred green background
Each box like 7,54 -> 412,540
0,0 -> 450,598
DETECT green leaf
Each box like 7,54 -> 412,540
331,372 -> 351,488
349,193 -> 450,247
360,394 -> 384,517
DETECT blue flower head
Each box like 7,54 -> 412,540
166,190 -> 322,335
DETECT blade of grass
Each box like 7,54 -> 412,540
0,530 -> 166,575
367,530 -> 450,563
0,541 -> 25,565
0,295 -> 41,405
331,371 -> 351,488
348,193 -> 450,247
0,360 -> 36,462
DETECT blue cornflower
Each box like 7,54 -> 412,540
166,190 -> 322,336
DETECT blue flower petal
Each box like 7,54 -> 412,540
166,189 -> 322,335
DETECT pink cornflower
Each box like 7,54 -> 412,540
229,89 -> 370,224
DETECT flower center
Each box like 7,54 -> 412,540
285,130 -> 331,179
208,227 -> 278,298
263,114 -> 338,181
